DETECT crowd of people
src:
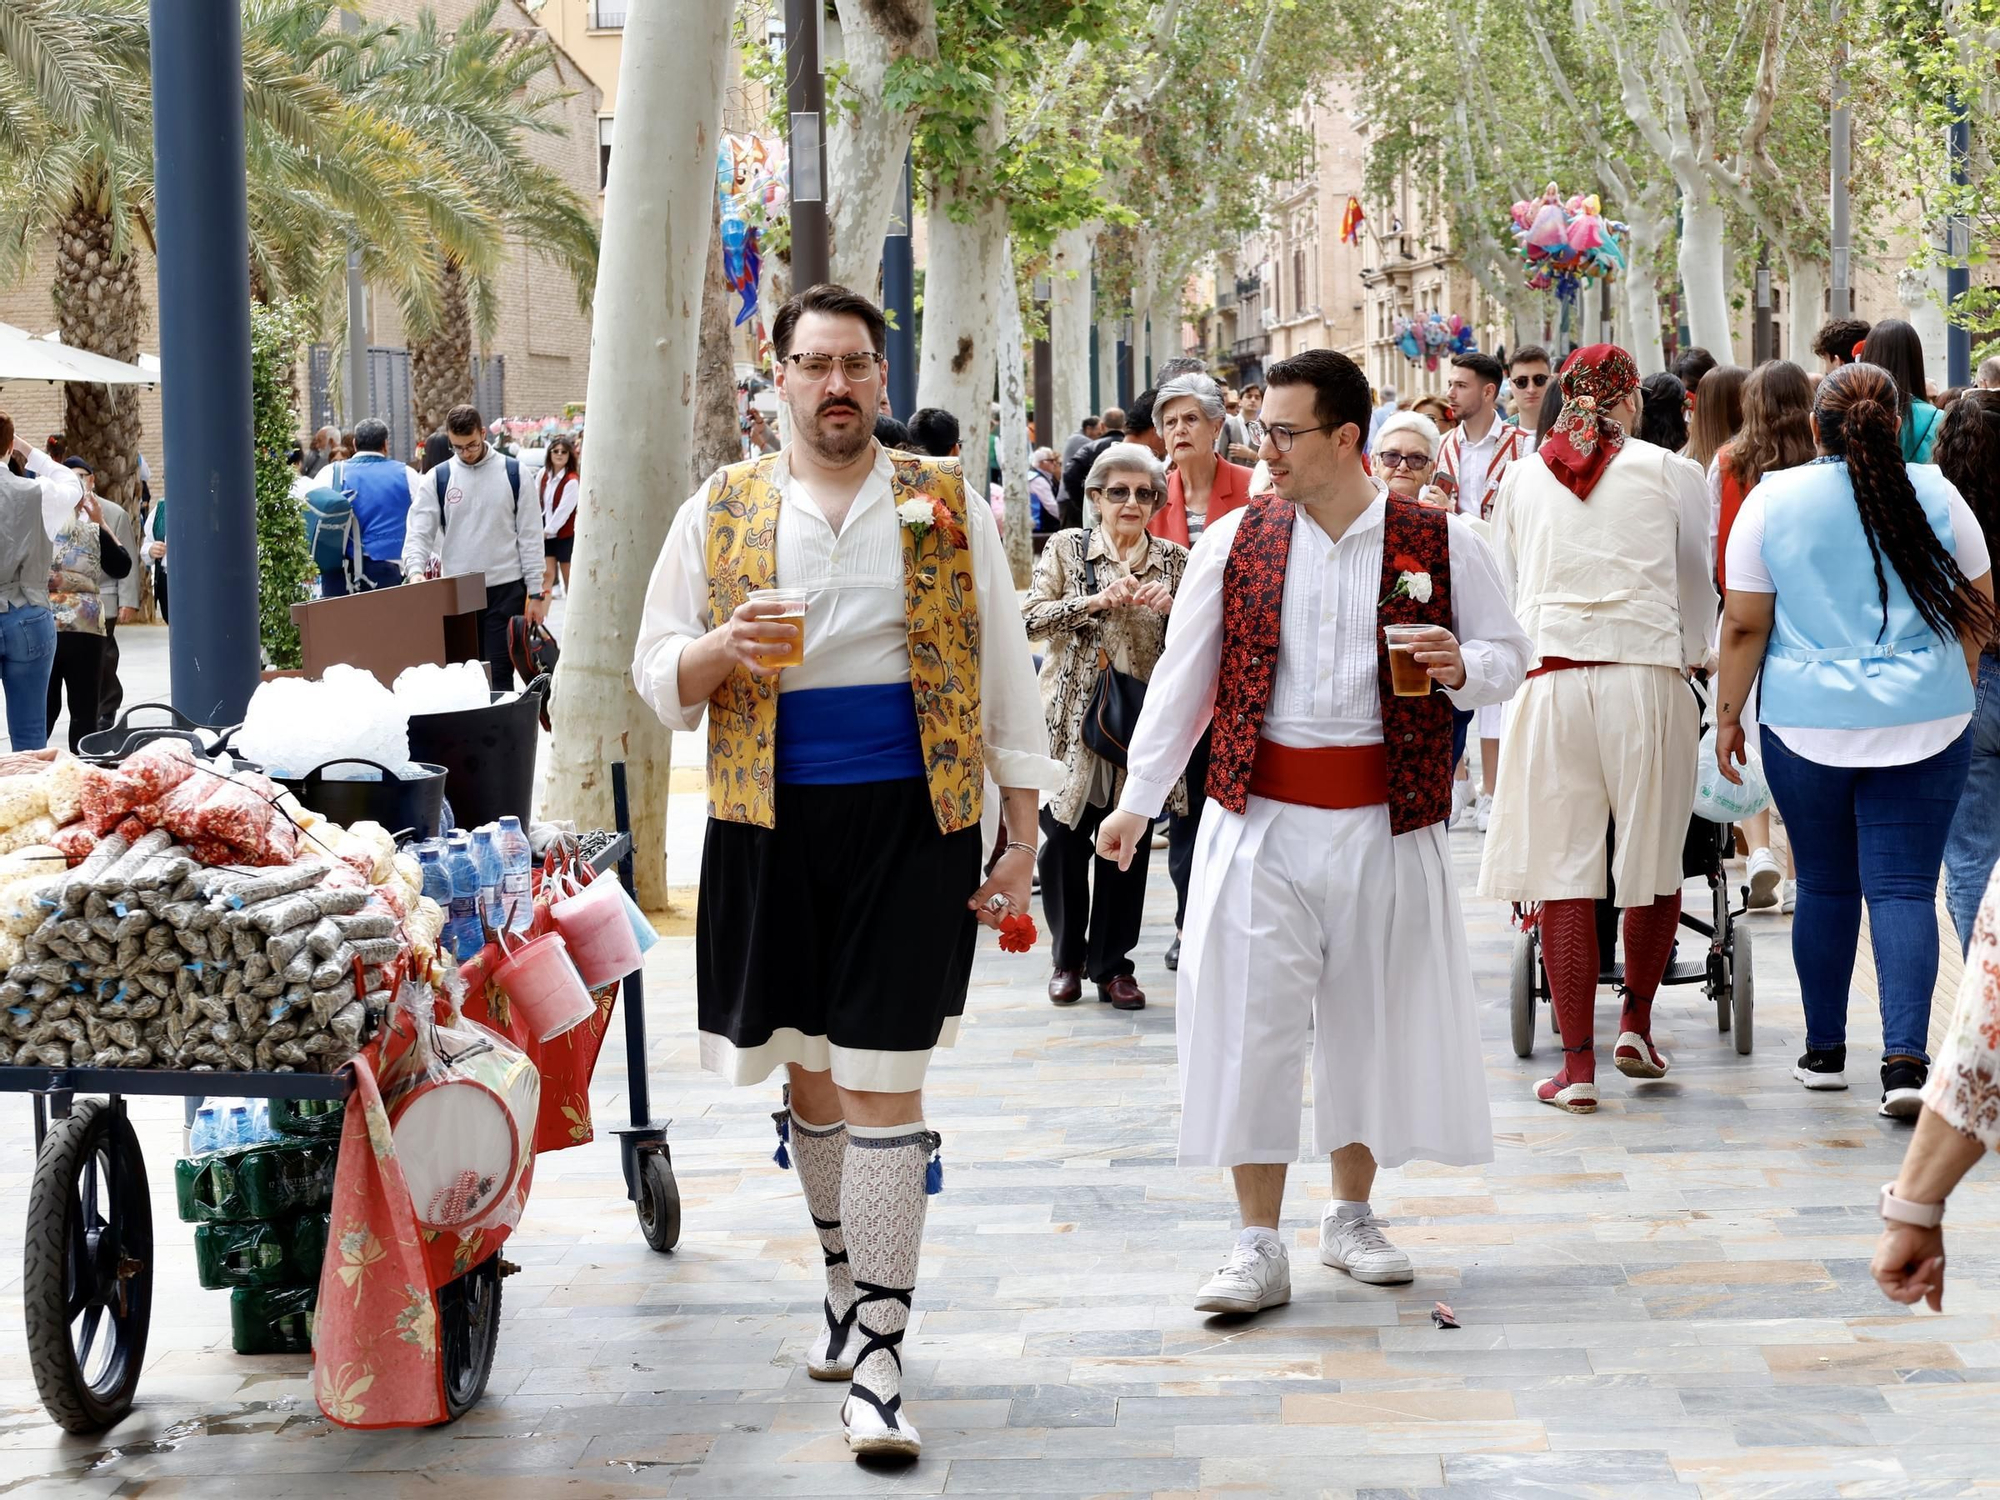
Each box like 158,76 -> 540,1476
631,278 -> 2000,1464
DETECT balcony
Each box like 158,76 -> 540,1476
590,3 -> 626,27
1232,332 -> 1270,359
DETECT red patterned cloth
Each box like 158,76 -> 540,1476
1543,343 -> 1640,501
1208,494 -> 1456,834
314,877 -> 623,1429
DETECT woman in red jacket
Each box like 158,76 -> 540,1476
1150,373 -> 1254,549
539,433 -> 581,596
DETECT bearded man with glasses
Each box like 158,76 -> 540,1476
1095,348 -> 1529,1317
632,283 -> 1061,1461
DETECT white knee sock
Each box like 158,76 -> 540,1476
839,1121 -> 939,1430
784,1109 -> 855,1329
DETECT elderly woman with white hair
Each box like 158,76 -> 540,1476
1150,373 -> 1255,549
1372,411 -> 1457,510
1023,441 -> 1189,1010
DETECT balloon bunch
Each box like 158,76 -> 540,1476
716,135 -> 790,327
1509,182 -> 1628,294
1391,311 -> 1479,371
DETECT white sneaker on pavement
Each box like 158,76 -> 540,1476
1746,847 -> 1781,909
1474,793 -> 1493,833
1451,778 -> 1475,826
1194,1236 -> 1292,1314
1780,879 -> 1795,914
1319,1206 -> 1414,1285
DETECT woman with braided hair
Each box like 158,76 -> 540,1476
1938,390 -> 2000,950
1716,362 -> 1997,1117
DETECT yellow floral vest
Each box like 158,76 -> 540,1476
702,450 -> 985,834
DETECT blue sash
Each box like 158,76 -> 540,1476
774,683 -> 926,785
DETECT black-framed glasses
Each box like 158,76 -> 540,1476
1511,373 -> 1551,390
1374,451 -> 1432,471
1091,483 -> 1159,505
785,351 -> 884,382
1265,423 -> 1329,453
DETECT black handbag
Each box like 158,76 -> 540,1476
1078,552 -> 1149,769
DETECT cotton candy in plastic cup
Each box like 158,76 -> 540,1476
490,931 -> 596,1041
551,874 -> 644,989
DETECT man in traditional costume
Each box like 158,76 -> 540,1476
1096,349 -> 1529,1314
633,284 -> 1060,1459
1477,344 -> 1717,1114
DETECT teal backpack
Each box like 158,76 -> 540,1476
303,461 -> 361,587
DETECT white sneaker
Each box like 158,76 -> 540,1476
842,1393 -> 921,1459
1780,880 -> 1795,914
1746,847 -> 1781,909
1319,1207 -> 1414,1285
1474,793 -> 1493,833
1451,778 -> 1475,825
1194,1237 -> 1292,1314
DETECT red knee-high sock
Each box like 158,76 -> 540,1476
1619,892 -> 1682,1035
1540,899 -> 1600,1085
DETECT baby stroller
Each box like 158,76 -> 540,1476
1508,807 -> 1752,1060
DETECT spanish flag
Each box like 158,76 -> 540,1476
1339,196 -> 1365,245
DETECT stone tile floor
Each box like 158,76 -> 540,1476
0,803 -> 1995,1498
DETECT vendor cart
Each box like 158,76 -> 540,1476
2,760 -> 676,1434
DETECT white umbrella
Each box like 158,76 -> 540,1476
0,322 -> 156,386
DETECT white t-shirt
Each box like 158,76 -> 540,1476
1725,478 -> 1991,766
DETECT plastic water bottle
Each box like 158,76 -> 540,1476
225,1104 -> 252,1149
495,815 -> 533,932
417,844 -> 452,911
190,1102 -> 223,1155
471,827 -> 505,933
249,1099 -> 273,1145
444,833 -> 483,960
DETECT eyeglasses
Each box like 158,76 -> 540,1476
1374,451 -> 1432,470
1091,484 -> 1158,504
1265,423 -> 1329,453
1511,373 -> 1551,390
785,351 -> 884,382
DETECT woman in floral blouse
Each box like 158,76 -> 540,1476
1023,443 -> 1187,1012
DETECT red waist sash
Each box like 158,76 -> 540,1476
1246,740 -> 1389,810
1525,655 -> 1614,680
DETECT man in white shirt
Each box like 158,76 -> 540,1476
631,284 -> 1060,1462
400,404 -> 545,690
0,414 -> 80,750
1096,348 -> 1529,1319
1505,345 -> 1554,435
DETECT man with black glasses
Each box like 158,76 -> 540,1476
1506,345 -> 1554,438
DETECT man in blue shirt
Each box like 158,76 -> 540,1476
323,417 -> 413,593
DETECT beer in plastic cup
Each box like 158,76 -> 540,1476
749,587 -> 808,669
1383,624 -> 1433,696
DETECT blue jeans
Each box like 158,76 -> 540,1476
1943,653 -> 2000,951
1762,726 -> 1970,1062
0,606 -> 56,750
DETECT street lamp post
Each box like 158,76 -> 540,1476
882,149 -> 917,418
784,0 -> 830,289
1947,103 -> 1971,387
150,0 -> 261,725
1830,0 -> 1852,319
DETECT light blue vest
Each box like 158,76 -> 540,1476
1759,457 -> 1971,730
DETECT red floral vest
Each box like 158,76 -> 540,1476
1207,494 -> 1456,835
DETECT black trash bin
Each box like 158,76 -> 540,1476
406,683 -> 545,832
274,760 -> 449,842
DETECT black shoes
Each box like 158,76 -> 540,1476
1880,1057 -> 1927,1120
1165,935 -> 1181,972
1792,1046 -> 1848,1091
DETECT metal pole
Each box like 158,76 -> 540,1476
150,0 -> 259,726
1032,277 -> 1053,451
881,149 -> 916,418
1754,251 -> 1774,366
1947,101 -> 1971,387
783,0 -> 830,288
1829,0 -> 1852,318
341,10 -> 366,425
1115,322 -> 1133,407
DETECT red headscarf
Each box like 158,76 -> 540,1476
1542,343 -> 1640,501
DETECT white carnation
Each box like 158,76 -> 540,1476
1406,572 -> 1433,603
896,498 -> 935,528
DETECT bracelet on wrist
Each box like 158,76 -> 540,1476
1002,840 -> 1035,860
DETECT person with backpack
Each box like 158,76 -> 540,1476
309,417 -> 413,597
400,403 -> 546,690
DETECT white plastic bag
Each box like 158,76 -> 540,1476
1692,679 -> 1770,823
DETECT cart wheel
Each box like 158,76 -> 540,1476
636,1149 -> 681,1253
434,1254 -> 502,1423
24,1099 -> 153,1434
1509,930 -> 1537,1059
1732,924 -> 1754,1055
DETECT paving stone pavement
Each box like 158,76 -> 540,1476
0,796 -> 1996,1499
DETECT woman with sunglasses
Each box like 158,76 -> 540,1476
539,432 -> 581,596
1024,444 -> 1188,1011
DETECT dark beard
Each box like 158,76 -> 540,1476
797,402 -> 871,464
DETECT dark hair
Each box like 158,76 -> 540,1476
874,414 -> 911,449
1241,383 -> 1263,398
1725,359 -> 1814,494
1860,318 -> 1928,420
1532,383 -> 1563,450
544,431 -> 581,479
0,411 -> 12,459
1081,413 -> 1101,431
906,407 -> 960,458
1638,372 -> 1689,451
1125,387 -> 1159,435
1686,364 -> 1746,471
1940,385 -> 1971,410
1451,351 -> 1505,392
422,430 -> 453,473
1816,361 -> 1996,643
43,433 -> 64,463
772,283 -> 887,363
1264,348 -> 1372,444
353,417 -> 389,453
1508,345 -> 1551,372
1937,389 -> 2000,581
1813,317 -> 1872,365
1671,347 -> 1716,391
445,404 -> 483,436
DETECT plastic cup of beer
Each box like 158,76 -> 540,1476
1383,624 -> 1433,697
748,587 -> 807,669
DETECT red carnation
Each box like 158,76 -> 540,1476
1393,553 -> 1424,573
997,911 -> 1038,953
